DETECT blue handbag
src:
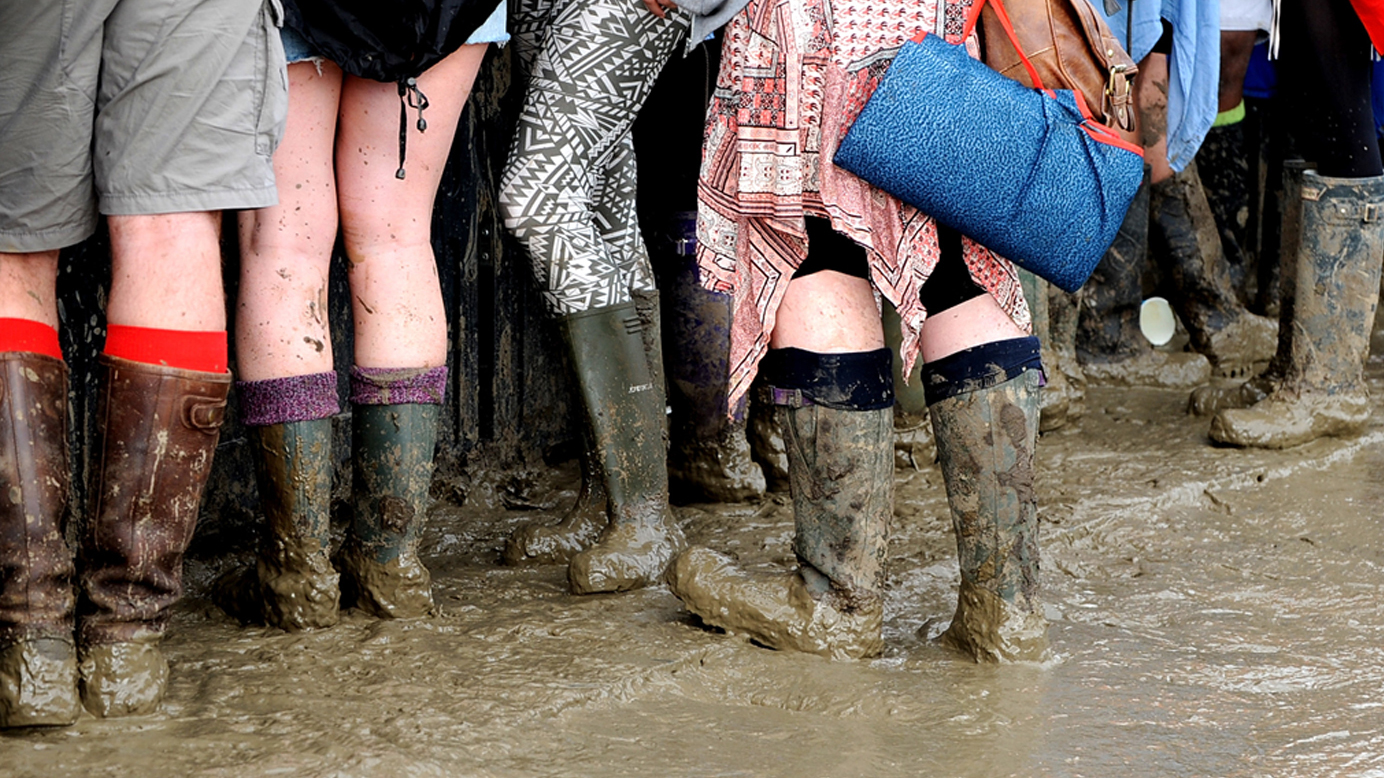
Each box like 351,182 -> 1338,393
832,0 -> 1144,293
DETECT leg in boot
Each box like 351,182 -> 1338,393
1046,283 -> 1086,424
502,444 -> 609,566
1212,172 -> 1384,447
561,303 -> 685,594
219,374 -> 342,631
669,347 -> 893,660
1189,160 -> 1311,416
340,367 -> 444,619
0,349 -> 79,727
660,259 -> 766,504
925,339 -> 1049,663
1151,162 -> 1278,372
1017,270 -> 1070,432
1196,120 -> 1253,302
748,380 -> 792,491
78,355 -> 230,717
1078,172 -> 1213,388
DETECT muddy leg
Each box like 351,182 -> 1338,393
340,367 -> 444,619
78,357 -> 230,718
925,341 -> 1048,663
1211,172 -> 1384,448
0,353 -> 79,728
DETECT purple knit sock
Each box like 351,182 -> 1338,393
237,371 -> 341,427
350,365 -> 447,406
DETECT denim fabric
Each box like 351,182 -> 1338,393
1100,0 -> 1220,173
283,2 -> 508,65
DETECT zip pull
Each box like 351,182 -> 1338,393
395,77 -> 431,179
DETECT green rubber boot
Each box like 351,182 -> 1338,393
931,370 -> 1049,663
562,302 -> 685,594
341,402 -> 439,618
1211,172 -> 1384,448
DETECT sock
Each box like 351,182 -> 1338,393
104,324 -> 228,373
0,318 -> 62,359
921,336 -> 1044,406
349,365 -> 448,406
759,347 -> 894,410
237,372 -> 341,427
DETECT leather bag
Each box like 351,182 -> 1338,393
832,0 -> 1144,293
979,0 -> 1138,130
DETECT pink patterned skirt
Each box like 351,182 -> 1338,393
695,0 -> 1031,412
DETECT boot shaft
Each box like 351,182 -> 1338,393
79,355 -> 229,646
1286,172 -> 1384,391
0,353 -> 73,644
1267,160 -> 1312,378
1150,162 -> 1243,347
350,402 -> 439,565
559,302 -> 670,515
251,419 -> 334,568
782,403 -> 893,604
1078,172 -> 1150,360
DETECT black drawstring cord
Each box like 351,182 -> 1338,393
395,77 -> 430,179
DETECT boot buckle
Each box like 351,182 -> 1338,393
181,395 -> 227,433
1365,203 -> 1382,223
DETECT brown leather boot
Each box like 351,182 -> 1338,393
77,355 -> 229,718
0,352 -> 79,728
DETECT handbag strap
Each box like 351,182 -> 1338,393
912,0 -> 1049,93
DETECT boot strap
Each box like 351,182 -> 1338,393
768,386 -> 814,408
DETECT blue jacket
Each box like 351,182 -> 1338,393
1099,0 -> 1220,172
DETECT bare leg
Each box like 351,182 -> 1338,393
0,251 -> 60,327
106,213 -> 225,331
336,44 -> 488,369
236,61 -> 344,382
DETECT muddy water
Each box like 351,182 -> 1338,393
9,375 -> 1384,776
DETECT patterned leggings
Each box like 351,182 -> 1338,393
500,0 -> 691,316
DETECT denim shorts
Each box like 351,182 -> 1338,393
283,2 -> 509,64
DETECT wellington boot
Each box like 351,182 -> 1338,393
1151,162 -> 1277,372
0,353 -> 78,728
1212,172 -> 1384,448
657,274 -> 766,503
502,445 -> 608,566
748,382 -> 790,491
884,301 -> 935,466
249,419 -> 339,630
561,303 -> 685,594
1188,161 -> 1311,417
1046,283 -> 1086,423
669,404 -> 892,660
1018,270 -> 1070,431
930,370 -> 1049,663
340,401 -> 438,618
1078,172 -> 1214,388
1196,122 -> 1253,300
666,548 -> 884,660
78,355 -> 230,717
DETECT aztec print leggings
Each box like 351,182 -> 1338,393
500,0 -> 691,316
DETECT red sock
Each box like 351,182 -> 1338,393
0,318 -> 63,360
103,324 -> 228,373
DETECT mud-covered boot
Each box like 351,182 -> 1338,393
668,348 -> 893,660
883,301 -> 935,468
562,303 -> 685,594
0,352 -> 79,728
1017,270 -> 1070,431
1190,160 -> 1310,416
748,381 -> 791,491
1151,162 -> 1278,372
925,339 -> 1049,663
217,373 -> 342,630
1196,121 -> 1253,301
1211,172 -> 1384,448
1047,282 -> 1086,423
1078,173 -> 1213,387
502,444 -> 608,566
659,266 -> 766,503
339,366 -> 445,618
77,356 -> 230,717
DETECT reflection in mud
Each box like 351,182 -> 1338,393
9,374 -> 1384,777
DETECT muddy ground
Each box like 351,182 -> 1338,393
8,353 -> 1384,777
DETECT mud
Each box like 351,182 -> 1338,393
11,367 -> 1384,775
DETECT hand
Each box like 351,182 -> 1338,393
641,0 -> 677,18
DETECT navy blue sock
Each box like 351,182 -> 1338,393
921,336 -> 1044,406
760,347 -> 894,411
